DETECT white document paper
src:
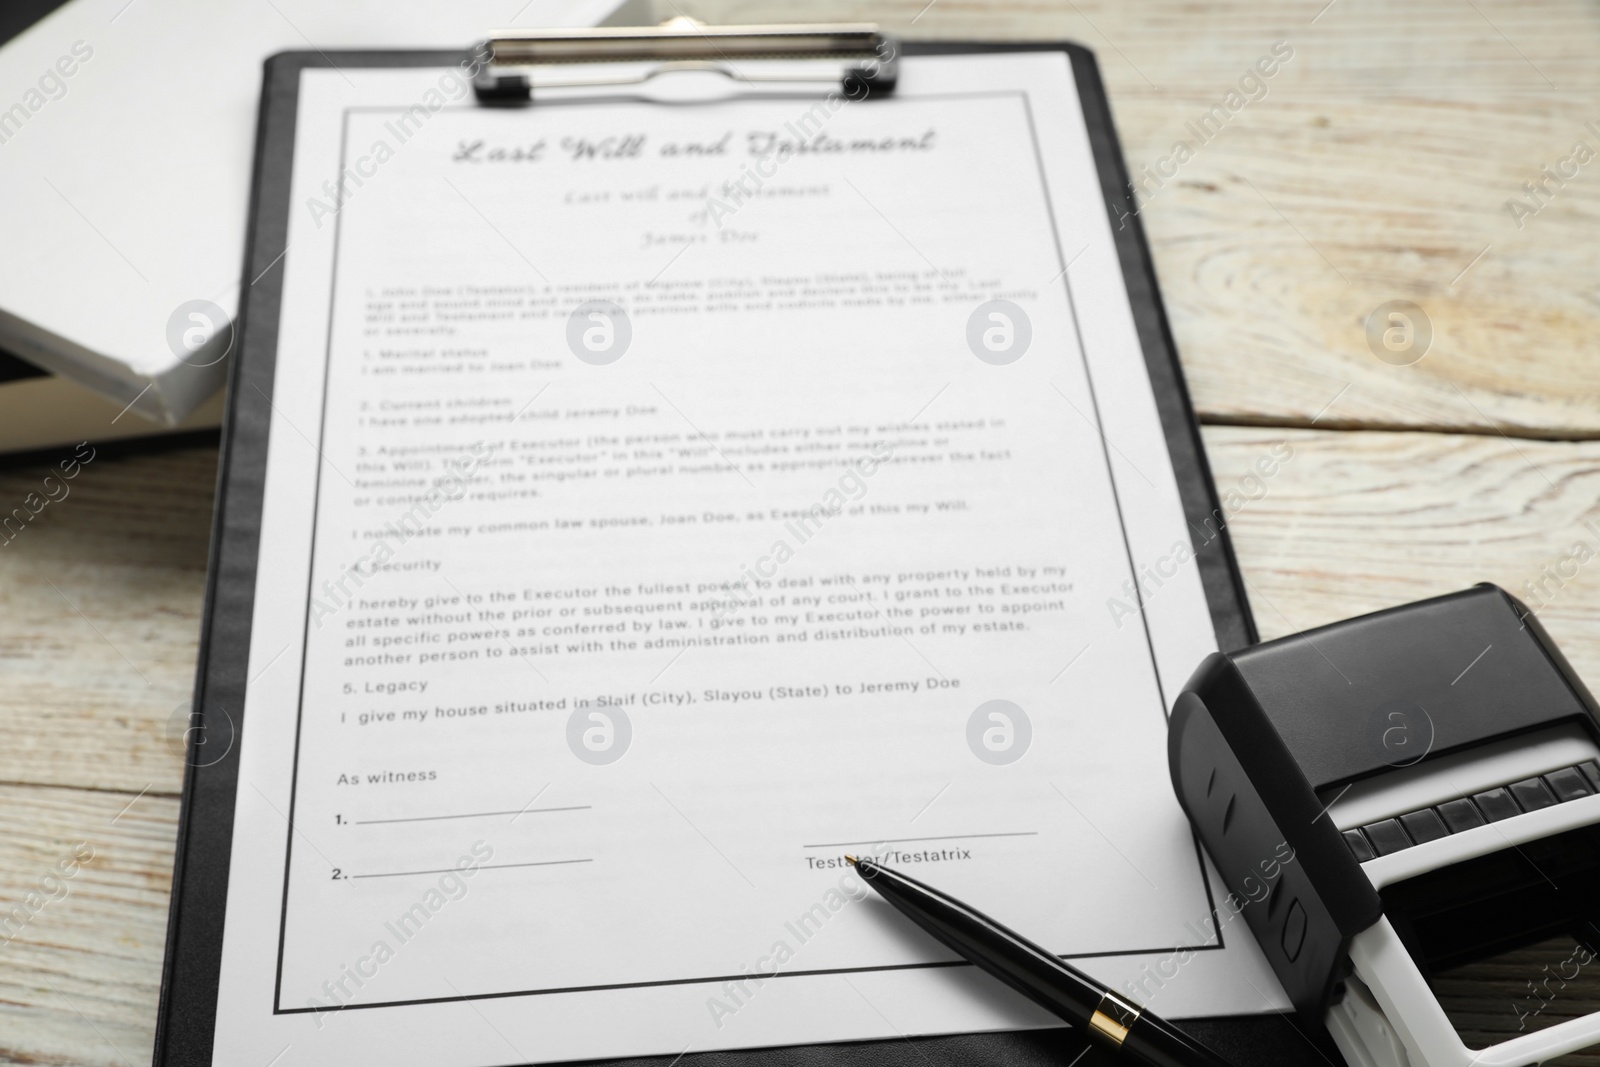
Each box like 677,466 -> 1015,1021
0,0 -> 633,424
213,52 -> 1289,1067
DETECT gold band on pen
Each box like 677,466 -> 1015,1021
1087,990 -> 1142,1047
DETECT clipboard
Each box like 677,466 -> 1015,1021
154,24 -> 1341,1067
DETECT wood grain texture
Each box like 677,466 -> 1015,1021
1,430 -> 1598,1063
685,0 -> 1600,437
1434,939 -> 1600,1065
0,442 -> 214,796
0,784 -> 176,1067
1202,424 -> 1600,677
8,3 -> 1600,1061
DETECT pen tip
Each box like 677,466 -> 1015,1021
845,854 -> 859,867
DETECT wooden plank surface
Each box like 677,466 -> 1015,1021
1207,425 -> 1600,672
685,0 -> 1600,437
0,784 -> 176,1067
5,427 -> 1600,1061
8,1 -> 1600,1062
0,443 -> 214,797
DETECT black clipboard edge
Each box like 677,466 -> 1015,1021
152,42 -> 1334,1067
148,46 -> 280,1067
1063,41 -> 1258,653
150,51 -> 472,1067
905,42 -> 1257,657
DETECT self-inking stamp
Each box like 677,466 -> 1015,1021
1169,584 -> 1600,1067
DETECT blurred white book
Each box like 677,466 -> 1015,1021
0,0 -> 643,452
0,351 -> 223,455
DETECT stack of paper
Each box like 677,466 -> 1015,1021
0,0 -> 639,449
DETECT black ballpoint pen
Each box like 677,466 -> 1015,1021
846,856 -> 1237,1067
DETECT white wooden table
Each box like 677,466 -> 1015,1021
4,0 -> 1600,1062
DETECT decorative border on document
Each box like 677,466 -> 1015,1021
270,87 -> 1224,1014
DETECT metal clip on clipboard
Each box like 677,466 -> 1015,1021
473,18 -> 899,104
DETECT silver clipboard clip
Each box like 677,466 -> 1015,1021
473,18 -> 900,105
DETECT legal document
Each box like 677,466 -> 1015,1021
213,50 -> 1288,1067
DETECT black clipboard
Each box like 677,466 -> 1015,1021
154,38 -> 1344,1067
